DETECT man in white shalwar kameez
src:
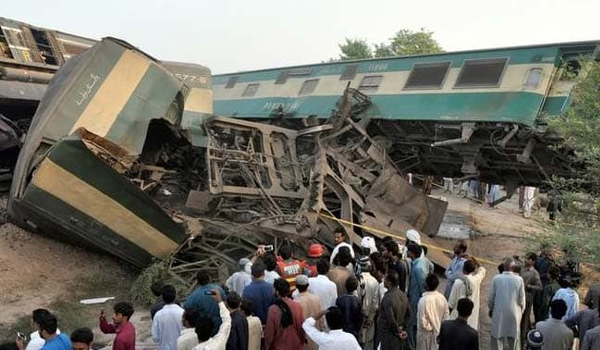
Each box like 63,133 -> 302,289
488,258 -> 526,350
417,274 -> 449,350
448,259 -> 486,330
523,186 -> 536,218
359,258 -> 381,350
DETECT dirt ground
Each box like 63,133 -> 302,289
0,194 -> 152,345
0,188 -> 595,349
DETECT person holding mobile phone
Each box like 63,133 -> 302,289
18,309 -> 62,350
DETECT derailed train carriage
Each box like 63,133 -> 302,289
8,38 -> 449,283
212,41 -> 600,196
0,17 -> 96,187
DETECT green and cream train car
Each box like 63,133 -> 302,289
213,41 -> 600,186
8,38 -> 212,267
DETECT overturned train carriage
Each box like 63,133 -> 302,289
8,38 -> 449,281
213,41 -> 600,192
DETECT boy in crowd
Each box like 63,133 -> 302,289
100,302 -> 136,350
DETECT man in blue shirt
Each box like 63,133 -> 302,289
444,240 -> 468,299
37,314 -> 71,350
183,270 -> 226,332
242,261 -> 275,324
407,244 -> 431,350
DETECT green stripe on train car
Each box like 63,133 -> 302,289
46,138 -> 187,244
43,41 -> 126,141
214,92 -> 545,126
213,46 -> 561,84
105,64 -> 182,152
542,96 -> 570,116
21,185 -> 153,267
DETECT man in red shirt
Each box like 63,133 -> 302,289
275,245 -> 305,291
99,302 -> 136,350
265,279 -> 306,350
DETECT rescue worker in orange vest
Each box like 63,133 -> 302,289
304,243 -> 326,277
275,244 -> 305,291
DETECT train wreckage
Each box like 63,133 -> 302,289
7,38 -> 449,282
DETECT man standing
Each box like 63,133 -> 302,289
448,258 -> 486,329
304,244 -> 325,277
226,258 -> 252,296
444,241 -> 468,299
535,299 -> 573,350
152,285 -> 184,350
302,308 -> 362,350
584,284 -> 600,309
306,259 -> 338,310
534,249 -> 555,323
564,300 -> 600,345
552,277 -> 580,320
21,309 -> 61,350
225,292 -> 248,350
242,261 -> 275,325
276,245 -> 305,292
438,298 -> 479,350
416,274 -> 448,350
330,230 -> 355,264
194,290 -> 232,350
265,279 -> 306,350
32,314 -> 70,350
377,271 -> 411,350
521,253 -> 543,346
581,310 -> 600,350
240,300 -> 262,350
336,275 -> 363,341
327,247 -> 353,296
488,257 -> 526,350
100,302 -> 136,350
359,257 -> 381,350
70,328 -> 93,350
177,309 -> 199,350
151,281 -> 166,320
407,244 -> 430,350
539,266 -> 561,322
383,240 -> 408,293
294,275 -> 323,350
184,270 -> 226,331
264,254 -> 281,284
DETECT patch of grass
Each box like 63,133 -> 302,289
0,314 -> 31,342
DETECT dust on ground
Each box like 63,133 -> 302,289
0,194 -> 152,344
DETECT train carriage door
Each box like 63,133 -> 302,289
544,45 -> 598,115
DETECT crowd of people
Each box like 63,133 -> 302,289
2,230 -> 599,350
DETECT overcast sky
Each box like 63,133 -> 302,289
4,0 -> 600,74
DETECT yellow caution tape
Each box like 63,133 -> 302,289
318,213 -> 498,266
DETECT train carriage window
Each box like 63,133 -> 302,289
358,75 -> 383,92
524,68 -> 543,89
299,79 -> 319,96
225,76 -> 239,89
275,71 -> 289,84
404,61 -> 451,89
242,83 -> 260,97
340,64 -> 359,80
455,58 -> 508,87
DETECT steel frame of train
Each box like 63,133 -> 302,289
212,41 -> 600,191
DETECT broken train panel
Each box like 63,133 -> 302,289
7,38 -> 198,267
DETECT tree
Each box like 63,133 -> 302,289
373,43 -> 394,58
388,28 -> 444,56
535,59 -> 600,267
335,28 -> 443,61
338,38 -> 372,60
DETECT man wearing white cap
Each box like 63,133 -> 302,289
295,275 -> 323,350
226,258 -> 252,296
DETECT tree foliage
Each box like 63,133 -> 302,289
338,38 -> 372,60
536,59 -> 600,266
337,28 -> 443,60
